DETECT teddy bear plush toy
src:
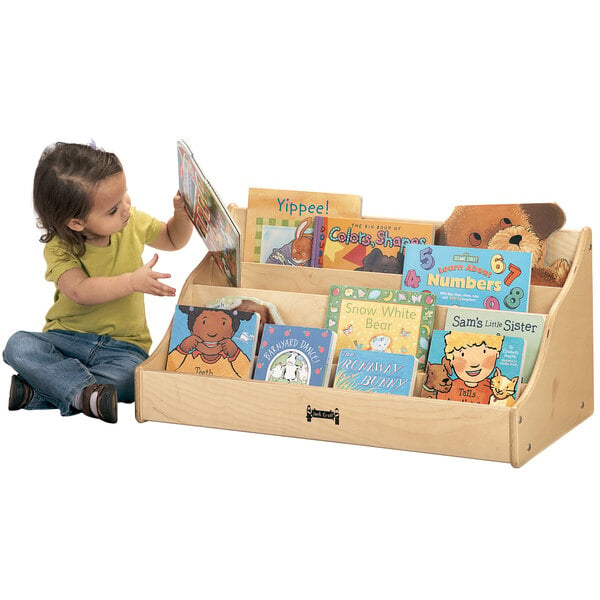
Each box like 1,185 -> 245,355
435,203 -> 570,287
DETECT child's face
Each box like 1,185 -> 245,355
192,311 -> 234,345
450,343 -> 499,386
69,171 -> 131,245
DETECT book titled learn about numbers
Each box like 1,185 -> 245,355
402,244 -> 532,312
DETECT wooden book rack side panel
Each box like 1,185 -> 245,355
135,206 -> 593,467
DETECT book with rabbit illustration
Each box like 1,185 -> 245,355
249,216 -> 316,266
253,324 -> 337,387
422,329 -> 526,406
334,349 -> 417,396
312,216 -> 435,273
177,140 -> 241,287
325,284 -> 436,370
243,187 -> 362,263
166,305 -> 260,379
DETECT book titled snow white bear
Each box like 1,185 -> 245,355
402,244 -> 532,312
166,305 -> 260,379
253,325 -> 337,387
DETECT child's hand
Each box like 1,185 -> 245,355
130,254 -> 176,297
173,190 -> 187,213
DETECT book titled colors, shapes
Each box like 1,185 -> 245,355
423,330 -> 527,406
334,349 -> 417,396
166,305 -> 261,379
325,284 -> 436,371
311,216 -> 435,273
253,325 -> 337,387
243,188 -> 362,263
402,244 -> 532,312
444,307 -> 546,383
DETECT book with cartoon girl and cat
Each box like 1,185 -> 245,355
422,330 -> 527,406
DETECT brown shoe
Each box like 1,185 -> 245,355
80,383 -> 118,423
9,375 -> 33,411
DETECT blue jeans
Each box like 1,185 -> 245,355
3,330 -> 148,415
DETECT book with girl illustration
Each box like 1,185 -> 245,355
166,304 -> 260,379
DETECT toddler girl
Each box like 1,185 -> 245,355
3,142 -> 193,423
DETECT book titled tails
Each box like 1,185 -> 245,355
423,329 -> 527,406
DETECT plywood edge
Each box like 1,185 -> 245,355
511,227 -> 593,467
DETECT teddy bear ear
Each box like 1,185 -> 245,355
520,203 -> 566,239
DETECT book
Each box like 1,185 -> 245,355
444,307 -> 546,383
166,305 -> 260,379
334,349 -> 417,396
325,284 -> 436,370
253,325 -> 337,387
423,329 -> 527,406
177,140 -> 241,287
243,188 -> 362,263
402,244 -> 532,312
312,216 -> 435,273
248,216 -> 315,266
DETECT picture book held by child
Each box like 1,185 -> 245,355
4,141 -> 193,423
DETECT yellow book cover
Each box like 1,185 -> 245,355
312,216 -> 435,273
243,188 -> 362,263
325,285 -> 436,369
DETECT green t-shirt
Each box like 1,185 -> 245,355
43,207 -> 163,352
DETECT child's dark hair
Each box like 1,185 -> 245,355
33,142 -> 123,256
179,305 -> 254,334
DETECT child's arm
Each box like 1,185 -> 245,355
57,254 -> 175,306
149,191 -> 193,251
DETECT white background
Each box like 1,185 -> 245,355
1,1 -> 598,598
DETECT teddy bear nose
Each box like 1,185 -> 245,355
509,234 -> 523,246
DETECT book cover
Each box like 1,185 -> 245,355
243,188 -> 362,262
253,325 -> 337,387
334,349 -> 417,396
312,216 -> 435,273
177,140 -> 241,287
166,305 -> 260,379
325,284 -> 436,370
444,307 -> 546,383
402,244 -> 532,311
423,329 -> 527,406
248,215 -> 315,266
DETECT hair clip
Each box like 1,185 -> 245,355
88,139 -> 97,150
